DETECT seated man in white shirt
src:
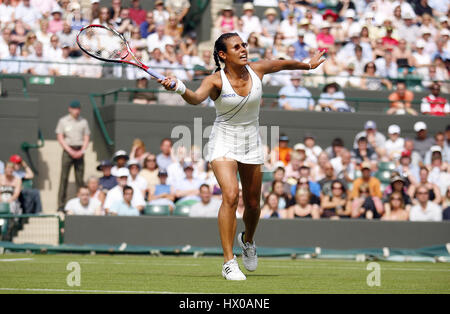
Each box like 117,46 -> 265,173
109,185 -> 140,216
385,124 -> 405,161
104,168 -> 145,215
1,41 -> 24,74
189,184 -> 221,218
410,185 -> 442,221
174,161 -> 203,204
64,186 -> 101,215
127,159 -> 148,198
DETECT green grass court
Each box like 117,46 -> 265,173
0,254 -> 449,294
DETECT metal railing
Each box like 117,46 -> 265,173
0,74 -> 29,97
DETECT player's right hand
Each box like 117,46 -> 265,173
158,77 -> 177,91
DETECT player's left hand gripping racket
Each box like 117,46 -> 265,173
76,24 -> 175,88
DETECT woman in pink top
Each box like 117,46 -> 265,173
316,22 -> 335,50
48,9 -> 64,34
215,6 -> 237,34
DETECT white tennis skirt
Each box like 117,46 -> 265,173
206,121 -> 264,164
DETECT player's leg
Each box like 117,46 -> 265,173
211,159 -> 239,263
211,158 -> 246,280
237,162 -> 262,272
237,162 -> 262,244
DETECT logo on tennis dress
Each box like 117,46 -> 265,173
222,93 -> 236,98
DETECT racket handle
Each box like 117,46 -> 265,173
146,68 -> 176,89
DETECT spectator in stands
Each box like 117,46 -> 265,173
148,170 -> 175,211
48,7 -> 64,34
273,134 -> 292,167
351,136 -> 377,165
111,150 -> 129,177
374,49 -> 398,79
0,162 -> 22,214
153,0 -> 169,25
113,7 -> 134,35
260,192 -> 283,219
0,28 -> 12,58
165,0 -> 190,24
291,30 -> 309,61
278,72 -> 314,111
286,188 -> 320,219
64,186 -> 101,216
246,32 -> 264,62
385,124 -> 405,161
156,138 -> 173,172
9,154 -> 42,214
303,133 -> 322,164
14,0 -> 41,29
241,3 -> 261,36
261,8 -> 279,45
316,82 -> 351,112
427,149 -> 450,194
173,161 -> 203,204
271,180 -> 291,210
387,81 -> 418,115
0,41 -> 24,74
215,6 -> 238,34
86,175 -> 105,206
56,100 -> 90,211
325,137 -> 344,160
26,42 -> 49,75
165,15 -> 183,44
393,39 -> 415,76
97,160 -> 117,191
132,77 -> 157,104
383,173 -> 412,212
361,61 -> 392,90
442,186 -> 450,220
351,161 -> 382,199
353,120 -> 386,156
139,154 -> 159,192
410,185 -> 442,221
262,166 -> 290,199
381,191 -> 409,221
289,176 -> 321,207
92,6 -> 111,27
104,168 -> 145,215
127,159 -> 147,198
69,3 -> 88,31
189,184 -> 221,218
332,149 -> 355,185
424,133 -> 449,165
284,151 -> 304,184
412,121 -> 435,160
346,44 -> 370,77
140,11 -> 156,39
58,21 -> 78,57
323,47 -> 342,79
316,21 -> 334,51
420,82 -> 450,116
129,138 -> 149,167
318,162 -> 343,198
129,0 -> 146,26
320,180 -> 351,219
408,166 -> 442,205
109,185 -> 140,216
351,183 -> 384,219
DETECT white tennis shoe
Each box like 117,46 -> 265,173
222,255 -> 246,281
238,232 -> 258,272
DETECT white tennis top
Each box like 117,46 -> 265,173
206,65 -> 264,164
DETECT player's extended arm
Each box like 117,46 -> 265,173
158,74 -> 216,105
252,50 -> 326,75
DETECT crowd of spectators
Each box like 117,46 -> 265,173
37,118 -> 449,222
0,0 -> 449,97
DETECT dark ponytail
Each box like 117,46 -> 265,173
213,32 -> 239,73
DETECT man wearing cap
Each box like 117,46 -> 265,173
353,120 -> 386,155
241,2 -> 261,36
56,100 -> 90,211
48,7 -> 64,34
424,132 -> 450,165
148,170 -> 175,211
173,161 -> 204,204
261,8 -> 280,43
385,125 -> 405,160
278,72 -> 314,111
111,150 -> 129,176
397,11 -> 420,45
412,121 -> 435,160
350,161 -> 382,200
127,159 -> 148,197
274,134 -> 292,167
97,160 -> 117,191
420,82 -> 450,117
104,168 -> 145,215
292,30 -> 309,61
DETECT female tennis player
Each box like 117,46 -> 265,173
159,33 -> 325,280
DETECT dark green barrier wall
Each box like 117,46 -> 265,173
64,216 -> 450,250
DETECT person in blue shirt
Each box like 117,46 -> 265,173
292,30 -> 309,61
278,71 -> 314,110
139,11 -> 156,38
97,160 -> 117,191
109,185 -> 140,216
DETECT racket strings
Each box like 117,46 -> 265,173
78,26 -> 128,62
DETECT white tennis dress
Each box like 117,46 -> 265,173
206,65 -> 264,164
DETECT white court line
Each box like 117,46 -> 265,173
0,288 -> 202,294
0,258 -> 34,262
265,265 -> 450,272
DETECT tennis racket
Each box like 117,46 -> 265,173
76,24 -> 175,88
